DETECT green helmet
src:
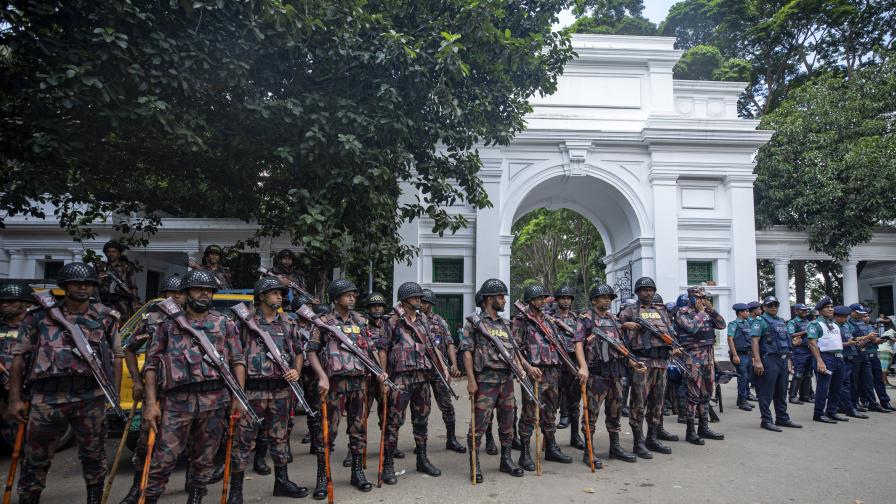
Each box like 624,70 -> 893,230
327,278 -> 359,302
523,284 -> 548,303
57,262 -> 99,286
0,283 -> 34,303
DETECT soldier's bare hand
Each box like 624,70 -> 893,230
9,400 -> 28,424
230,400 -> 243,416
143,403 -> 161,432
634,363 -> 648,374
318,377 -> 330,397
753,361 -> 764,376
467,380 -> 478,396
450,365 -> 461,378
622,322 -> 640,331
577,368 -> 589,382
528,366 -> 543,382
671,348 -> 682,358
283,369 -> 300,382
132,382 -> 145,402
792,336 -> 802,346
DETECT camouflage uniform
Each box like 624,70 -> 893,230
270,264 -> 306,291
295,317 -> 322,452
124,310 -> 167,468
423,311 -> 457,425
232,311 -> 301,471
575,309 -> 627,436
204,265 -> 233,290
674,305 -> 725,420
96,259 -> 138,320
142,310 -> 244,499
364,316 -> 389,428
12,302 -> 122,498
552,309 -> 581,436
512,311 -> 562,438
305,310 -> 373,456
461,314 -> 516,448
0,315 -> 25,444
618,302 -> 675,430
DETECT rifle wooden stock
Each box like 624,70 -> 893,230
3,402 -> 28,504
394,303 -> 458,400
137,425 -> 156,504
470,394 -> 477,486
377,387 -> 387,488
221,412 -> 238,504
102,402 -> 139,504
33,293 -> 126,420
231,303 -> 317,417
321,392 -> 334,504
581,382 -> 595,472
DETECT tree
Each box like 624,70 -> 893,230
0,0 -> 574,289
658,0 -> 716,50
754,59 -> 896,260
567,0 -> 657,35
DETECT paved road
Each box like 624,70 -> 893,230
1,381 -> 893,504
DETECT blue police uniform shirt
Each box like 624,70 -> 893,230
727,318 -> 752,351
787,316 -> 811,347
751,313 -> 791,354
839,321 -> 858,358
846,317 -> 877,353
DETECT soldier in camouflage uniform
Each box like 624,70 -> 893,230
618,277 -> 679,459
270,249 -> 306,290
377,282 -> 442,484
8,262 -> 123,504
674,286 -> 726,444
119,274 -> 183,504
0,283 -> 33,446
227,277 -> 318,503
573,284 -> 640,468
461,278 -> 528,482
200,245 -> 233,290
96,240 -> 140,321
304,279 -> 375,496
513,285 -> 572,469
550,286 -> 583,450
140,269 -> 246,504
289,293 -> 325,459
419,288 -> 466,453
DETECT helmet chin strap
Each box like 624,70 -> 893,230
188,297 -> 211,313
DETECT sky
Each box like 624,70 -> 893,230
555,0 -> 679,29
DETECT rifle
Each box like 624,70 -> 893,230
155,298 -> 261,425
118,298 -> 162,347
294,305 -> 399,391
0,362 -> 9,388
513,300 -> 579,376
2,402 -> 27,504
257,266 -> 320,304
137,426 -> 155,504
579,316 -> 647,372
468,314 -> 544,410
394,303 -> 458,400
230,303 -> 317,417
33,293 -> 126,419
104,267 -> 136,300
635,318 -> 697,359
186,257 -> 225,289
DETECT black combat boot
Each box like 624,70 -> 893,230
486,424 -> 499,455
273,465 -> 309,498
568,415 -> 584,450
119,468 -> 142,504
445,421 -> 467,453
556,394 -> 569,429
676,396 -> 687,424
685,419 -> 704,445
415,443 -> 442,476
86,482 -> 103,504
381,449 -> 397,485
607,432 -> 636,463
656,418 -> 679,442
226,471 -> 244,504
543,433 -> 572,463
698,414 -> 724,440
393,448 -> 406,459
788,376 -> 803,404
620,386 -> 630,418
499,446 -> 524,477
17,493 -> 41,504
341,451 -> 352,468
631,425 -> 652,459
254,436 -> 272,475
186,486 -> 207,504
349,454 -> 373,492
510,419 -> 521,451
517,435 -> 535,471
645,424 -> 672,454
708,405 -> 720,423
580,434 -> 603,469
469,447 -> 483,483
312,455 -> 327,500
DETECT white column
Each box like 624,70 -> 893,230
8,250 -> 27,278
392,181 -> 420,300
842,259 -> 859,304
649,172 -> 679,302
726,174 -> 760,310
773,258 -> 791,318
474,164 -> 504,293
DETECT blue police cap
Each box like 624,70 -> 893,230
732,303 -> 749,312
848,303 -> 868,314
833,306 -> 852,317
815,296 -> 833,311
762,296 -> 779,306
748,301 -> 762,310
665,302 -> 676,312
793,303 -> 808,311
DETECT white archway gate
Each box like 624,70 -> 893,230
394,34 -> 772,324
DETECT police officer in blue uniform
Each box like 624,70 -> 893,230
853,304 -> 894,410
787,304 -> 812,404
726,303 -> 754,411
846,304 -> 893,413
806,299 -> 849,423
835,305 -> 869,419
750,296 -> 802,431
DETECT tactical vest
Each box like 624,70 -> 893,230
583,310 -> 627,378
627,305 -> 672,352
469,315 -> 514,373
758,314 -> 790,355
815,318 -> 843,353
730,319 -> 752,351
851,319 -> 878,353
320,312 -> 370,377
245,316 -> 296,379
0,320 -> 23,369
515,314 -> 562,367
426,313 -> 451,354
387,315 -> 433,374
157,313 -> 229,391
27,304 -> 115,383
789,317 -> 811,347
552,312 -> 578,353
676,308 -> 717,348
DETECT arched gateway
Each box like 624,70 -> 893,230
393,34 -> 773,327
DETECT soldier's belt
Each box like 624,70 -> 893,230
30,375 -> 99,393
246,378 -> 288,391
169,379 -> 224,393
